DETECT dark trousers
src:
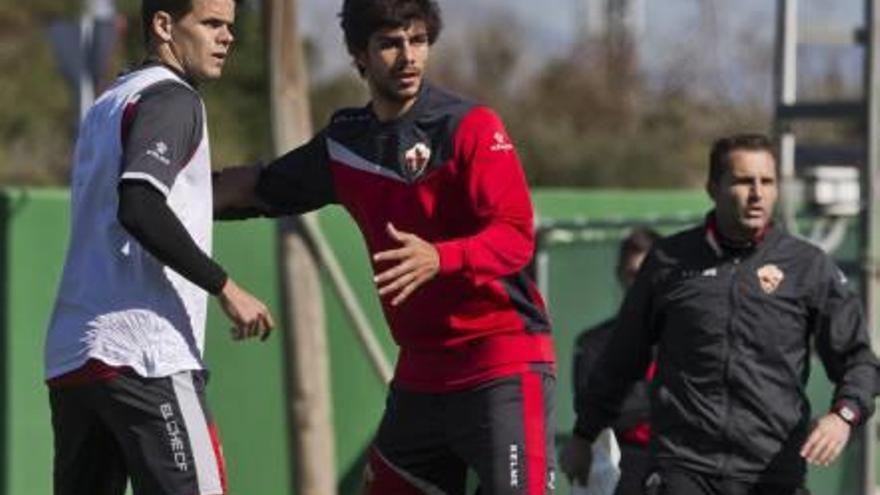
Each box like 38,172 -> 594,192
367,370 -> 556,495
50,370 -> 225,495
614,443 -> 653,495
651,468 -> 809,495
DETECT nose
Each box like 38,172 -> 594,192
400,40 -> 416,64
219,25 -> 234,47
749,179 -> 763,201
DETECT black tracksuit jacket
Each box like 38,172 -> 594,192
574,219 -> 878,483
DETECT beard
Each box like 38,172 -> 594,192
371,73 -> 422,104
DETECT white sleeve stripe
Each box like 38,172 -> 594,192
172,372 -> 223,495
327,138 -> 408,183
120,172 -> 171,197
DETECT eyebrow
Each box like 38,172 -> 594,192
376,26 -> 428,39
202,15 -> 233,23
731,175 -> 775,181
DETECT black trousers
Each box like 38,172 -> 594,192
650,468 -> 809,495
614,443 -> 653,495
368,370 -> 556,495
50,370 -> 225,495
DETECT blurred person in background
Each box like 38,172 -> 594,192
47,0 -> 127,123
44,1 -> 273,494
561,133 -> 879,495
561,226 -> 660,495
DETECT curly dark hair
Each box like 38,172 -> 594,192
339,0 -> 442,63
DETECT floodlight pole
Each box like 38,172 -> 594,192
774,0 -> 799,234
862,1 -> 879,493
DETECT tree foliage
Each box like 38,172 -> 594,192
0,2 -> 792,188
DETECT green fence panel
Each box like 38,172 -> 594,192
0,187 -> 871,495
0,189 -> 293,495
207,219 -> 292,495
1,189 -> 65,495
314,206 -> 397,493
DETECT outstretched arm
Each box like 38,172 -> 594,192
214,130 -> 336,219
807,256 -> 879,465
213,164 -> 269,220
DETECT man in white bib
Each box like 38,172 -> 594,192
44,1 -> 273,494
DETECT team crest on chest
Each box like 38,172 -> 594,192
757,264 -> 784,294
403,142 -> 431,179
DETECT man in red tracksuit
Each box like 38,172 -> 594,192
214,0 -> 556,493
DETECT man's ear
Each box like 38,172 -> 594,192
706,180 -> 718,202
353,51 -> 368,77
152,11 -> 175,44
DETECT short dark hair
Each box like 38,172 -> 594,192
141,0 -> 240,46
339,0 -> 442,59
617,226 -> 660,273
142,0 -> 193,45
708,133 -> 776,185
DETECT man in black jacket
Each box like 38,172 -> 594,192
563,227 -> 660,494
560,133 -> 879,495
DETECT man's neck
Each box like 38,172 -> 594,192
146,47 -> 195,86
707,213 -> 768,250
369,81 -> 426,122
372,95 -> 417,122
718,223 -> 756,246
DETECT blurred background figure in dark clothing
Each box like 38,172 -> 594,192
565,226 -> 660,495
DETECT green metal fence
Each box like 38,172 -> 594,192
0,187 -> 871,494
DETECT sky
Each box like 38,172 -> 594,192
298,0 -> 864,103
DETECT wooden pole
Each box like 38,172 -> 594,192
264,1 -> 337,494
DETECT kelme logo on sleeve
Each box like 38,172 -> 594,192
146,141 -> 171,166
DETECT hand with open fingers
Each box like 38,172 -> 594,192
373,222 -> 440,306
217,278 -> 275,342
559,434 -> 593,486
800,413 -> 851,466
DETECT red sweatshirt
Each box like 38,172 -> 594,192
256,82 -> 555,391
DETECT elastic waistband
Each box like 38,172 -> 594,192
393,333 -> 556,392
46,359 -> 130,388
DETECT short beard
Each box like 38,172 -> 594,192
372,77 -> 421,104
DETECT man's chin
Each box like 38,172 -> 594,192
393,86 -> 420,101
739,218 -> 768,234
189,67 -> 223,82
205,67 -> 224,80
